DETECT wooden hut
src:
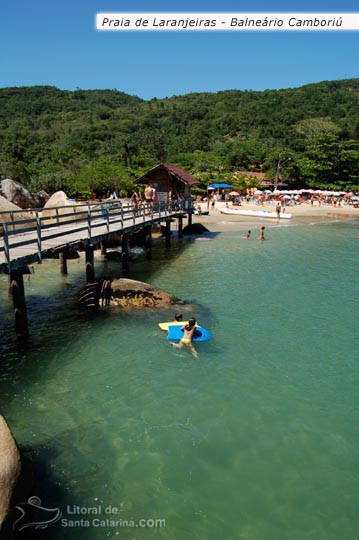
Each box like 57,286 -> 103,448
134,163 -> 200,203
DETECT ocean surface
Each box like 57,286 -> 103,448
0,219 -> 359,540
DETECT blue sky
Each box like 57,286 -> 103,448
1,0 -> 358,99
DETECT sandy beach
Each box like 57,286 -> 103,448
192,201 -> 359,232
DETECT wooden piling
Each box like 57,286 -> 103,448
145,226 -> 152,260
165,220 -> 171,248
59,249 -> 68,275
178,216 -> 183,238
100,242 -> 107,257
85,244 -> 95,283
9,269 -> 29,338
121,235 -> 129,274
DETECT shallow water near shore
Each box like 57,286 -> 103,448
1,220 -> 359,540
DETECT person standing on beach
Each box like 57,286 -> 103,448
276,202 -> 281,220
259,226 -> 265,240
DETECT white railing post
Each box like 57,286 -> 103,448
35,211 -> 42,263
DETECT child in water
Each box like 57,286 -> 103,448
170,317 -> 198,358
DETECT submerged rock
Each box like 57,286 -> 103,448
79,278 -> 179,309
111,278 -> 176,308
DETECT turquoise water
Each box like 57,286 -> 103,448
1,221 -> 359,540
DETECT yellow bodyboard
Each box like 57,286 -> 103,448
158,321 -> 188,331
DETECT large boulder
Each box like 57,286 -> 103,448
0,414 -> 22,534
42,191 -> 84,224
0,195 -> 33,231
0,179 -> 49,209
32,190 -> 50,208
0,179 -> 33,209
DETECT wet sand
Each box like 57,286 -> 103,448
192,201 -> 359,233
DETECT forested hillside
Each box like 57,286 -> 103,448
0,79 -> 358,196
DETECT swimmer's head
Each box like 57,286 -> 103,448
175,313 -> 183,321
188,317 -> 196,327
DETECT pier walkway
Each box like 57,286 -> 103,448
0,199 -> 189,274
0,199 -> 191,337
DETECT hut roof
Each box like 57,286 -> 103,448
134,163 -> 200,186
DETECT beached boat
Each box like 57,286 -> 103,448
219,208 -> 293,219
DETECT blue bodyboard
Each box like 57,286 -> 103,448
167,325 -> 211,342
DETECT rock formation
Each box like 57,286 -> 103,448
0,414 -> 22,536
111,278 -> 176,308
0,195 -> 33,231
79,278 -> 179,309
0,179 -> 49,209
41,191 -> 85,224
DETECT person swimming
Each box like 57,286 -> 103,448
170,317 -> 198,358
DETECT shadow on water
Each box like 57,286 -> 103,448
11,443 -> 65,540
10,426 -> 124,540
1,231 -> 220,536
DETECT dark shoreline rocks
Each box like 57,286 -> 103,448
182,223 -> 209,235
0,414 -> 33,538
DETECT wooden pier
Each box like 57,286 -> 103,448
0,199 -> 191,336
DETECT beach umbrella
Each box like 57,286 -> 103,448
350,196 -> 359,201
229,191 -> 240,196
254,190 -> 263,195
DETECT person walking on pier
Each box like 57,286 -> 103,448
144,184 -> 154,215
131,189 -> 142,216
145,184 -> 154,203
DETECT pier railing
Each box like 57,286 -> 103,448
0,198 -> 190,271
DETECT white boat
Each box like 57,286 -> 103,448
219,207 -> 293,219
